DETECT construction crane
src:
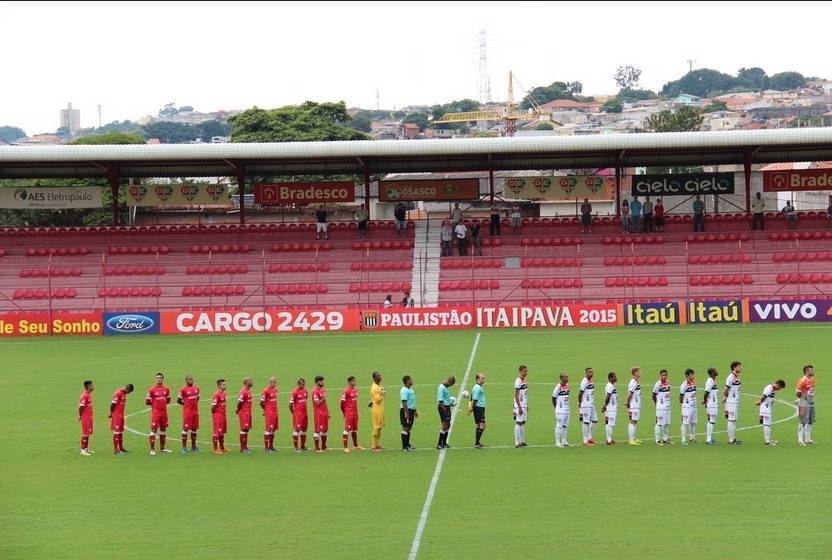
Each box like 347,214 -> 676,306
433,71 -> 556,136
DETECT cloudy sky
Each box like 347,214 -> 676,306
3,1 -> 830,135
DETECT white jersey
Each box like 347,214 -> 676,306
514,377 -> 528,409
605,382 -> 618,412
627,378 -> 642,410
579,377 -> 595,407
680,379 -> 697,410
552,383 -> 570,413
725,372 -> 742,405
759,384 -> 775,415
704,378 -> 719,409
653,380 -> 671,410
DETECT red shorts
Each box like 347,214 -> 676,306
182,410 -> 199,431
81,416 -> 94,436
293,414 -> 308,432
314,414 -> 329,433
110,414 -> 124,433
264,411 -> 278,432
151,411 -> 168,432
344,414 -> 358,432
239,412 -> 252,431
212,413 -> 227,437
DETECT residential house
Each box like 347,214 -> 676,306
671,93 -> 703,107
540,99 -> 602,113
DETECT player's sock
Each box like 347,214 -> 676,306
588,422 -> 595,442
520,425 -> 526,443
116,433 -> 123,451
662,425 -> 670,441
707,421 -> 714,441
351,431 -> 359,447
654,424 -> 661,442
763,424 -> 771,443
322,433 -> 327,449
343,431 -> 349,448
689,423 -> 696,440
514,424 -> 522,445
212,436 -> 218,451
113,434 -> 119,453
681,423 -> 687,442
191,431 -> 197,450
149,434 -> 156,451
182,431 -> 188,449
806,424 -> 813,441
159,433 -> 166,450
798,424 -> 805,444
476,428 -> 483,445
554,426 -> 561,446
293,431 -> 299,449
313,433 -> 321,451
219,435 -> 225,450
727,420 -> 736,442
300,433 -> 307,449
265,432 -> 270,448
81,436 -> 88,450
605,424 -> 612,443
628,423 -> 635,441
401,431 -> 408,449
437,431 -> 444,447
269,433 -> 275,450
581,423 -> 589,443
240,432 -> 248,450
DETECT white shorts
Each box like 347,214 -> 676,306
656,409 -> 671,426
725,403 -> 739,422
580,407 -> 598,424
682,408 -> 698,424
513,407 -> 528,423
605,411 -> 617,427
759,414 -> 771,427
555,413 -> 570,429
628,409 -> 641,422
706,408 -> 718,423
316,223 -> 328,233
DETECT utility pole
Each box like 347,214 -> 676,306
477,29 -> 493,105
686,59 -> 696,73
97,104 -> 102,128
376,90 -> 380,111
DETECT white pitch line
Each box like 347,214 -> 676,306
407,332 -> 481,560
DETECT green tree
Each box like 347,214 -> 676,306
535,122 -> 554,130
617,88 -> 658,102
197,120 -> 231,141
142,121 -> 200,143
345,114 -> 372,133
601,98 -> 623,113
69,132 -> 146,145
660,68 -> 738,98
0,125 -> 26,142
614,65 -> 642,89
701,101 -> 728,113
768,71 -> 806,91
229,101 -> 368,142
430,99 -> 480,130
645,106 -> 703,132
519,81 -> 578,109
737,67 -> 768,90
404,112 -> 430,131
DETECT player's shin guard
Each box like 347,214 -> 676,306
149,434 -> 156,451
159,432 -> 166,450
191,431 -> 197,449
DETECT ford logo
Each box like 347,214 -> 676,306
106,314 -> 155,333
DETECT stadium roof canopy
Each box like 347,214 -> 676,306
2,128 -> 832,179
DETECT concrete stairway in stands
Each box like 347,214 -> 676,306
411,219 -> 442,306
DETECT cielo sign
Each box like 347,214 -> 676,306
749,299 -> 832,323
631,173 -> 734,196
103,312 -> 160,335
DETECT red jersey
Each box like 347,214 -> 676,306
111,388 -> 127,416
146,385 -> 170,412
79,391 -> 93,419
312,387 -> 328,415
238,387 -> 253,413
261,387 -> 278,413
178,385 -> 200,411
340,386 -> 359,416
290,388 -> 308,415
211,391 -> 227,415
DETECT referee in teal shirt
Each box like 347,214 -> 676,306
436,376 -> 456,449
400,375 -> 417,451
469,373 -> 487,448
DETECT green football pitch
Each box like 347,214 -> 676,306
1,324 -> 829,560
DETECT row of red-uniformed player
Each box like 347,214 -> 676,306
78,373 -> 362,456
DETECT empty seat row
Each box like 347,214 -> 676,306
603,236 -> 665,245
271,242 -> 331,253
776,273 -> 832,285
13,288 -> 77,299
98,286 -> 163,297
349,282 -> 413,293
270,263 -> 331,273
689,275 -> 754,286
351,261 -> 412,272
687,254 -> 752,265
26,247 -> 89,256
603,255 -> 667,266
520,278 -> 584,289
441,259 -> 503,270
105,265 -> 165,276
521,237 -> 582,247
480,238 -> 502,247
190,244 -> 251,254
769,231 -> 832,241
266,284 -> 329,295
182,285 -> 246,296
351,241 -> 413,251
521,257 -> 582,268
20,267 -> 82,278
604,276 -> 670,288
772,252 -> 832,263
439,280 -> 500,291
685,233 -> 749,243
0,249 -> 5,257
109,245 -> 170,255
186,264 -> 248,275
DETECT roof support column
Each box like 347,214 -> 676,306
488,154 -> 495,203
614,151 -> 624,217
236,165 -> 246,225
363,165 -> 371,220
108,168 -> 120,226
743,152 -> 752,213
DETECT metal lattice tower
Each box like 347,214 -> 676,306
477,30 -> 492,105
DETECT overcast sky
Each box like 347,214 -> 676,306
3,1 -> 831,135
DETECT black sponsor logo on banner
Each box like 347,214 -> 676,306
631,173 -> 735,196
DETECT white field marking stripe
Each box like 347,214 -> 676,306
407,332 -> 480,560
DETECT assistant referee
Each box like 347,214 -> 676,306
469,373 -> 487,448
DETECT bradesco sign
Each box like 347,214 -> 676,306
631,173 -> 735,196
763,169 -> 832,192
749,299 -> 832,323
254,182 -> 355,205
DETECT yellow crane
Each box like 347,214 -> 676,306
433,71 -> 556,136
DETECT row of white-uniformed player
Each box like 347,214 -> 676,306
515,362 -> 786,447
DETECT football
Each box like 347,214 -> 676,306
461,390 -> 471,399
450,396 -> 457,406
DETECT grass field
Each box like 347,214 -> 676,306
1,324 -> 829,560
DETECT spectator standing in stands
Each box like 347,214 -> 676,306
401,291 -> 414,307
621,199 -> 631,233
489,203 -> 502,236
783,200 -> 798,228
394,203 -> 407,237
470,219 -> 482,256
654,198 -> 665,233
355,206 -> 369,239
642,196 -> 654,233
451,203 -> 464,225
454,220 -> 468,256
315,205 -> 329,240
630,196 -> 642,233
383,295 -> 393,308
752,192 -> 766,230
692,195 -> 705,232
580,198 -> 593,234
510,204 -> 522,230
440,220 -> 453,257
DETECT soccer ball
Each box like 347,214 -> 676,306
460,390 -> 471,399
450,396 -> 457,407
